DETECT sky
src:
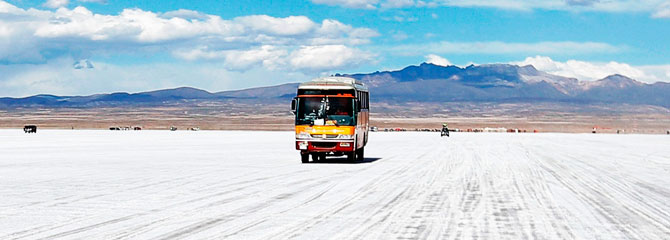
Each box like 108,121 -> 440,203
1,0 -> 670,97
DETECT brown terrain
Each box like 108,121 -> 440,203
1,100 -> 669,134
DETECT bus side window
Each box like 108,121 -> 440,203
356,92 -> 361,111
365,92 -> 369,109
361,92 -> 365,109
362,92 -> 368,109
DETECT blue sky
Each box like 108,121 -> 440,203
1,0 -> 669,96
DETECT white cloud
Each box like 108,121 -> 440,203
311,0 -> 439,9
0,57 -> 313,97
424,54 -> 451,66
234,15 -> 316,36
382,15 -> 418,22
173,45 -> 288,70
0,2 -> 377,65
289,45 -> 376,71
389,41 -> 622,56
381,0 -> 416,8
311,0 -> 379,9
72,59 -> 94,69
173,44 -> 377,72
513,55 -> 670,83
43,0 -> 69,8
391,31 -> 408,41
79,0 -> 107,3
0,1 -> 379,95
652,2 -> 670,18
161,9 -> 209,20
312,0 -> 668,17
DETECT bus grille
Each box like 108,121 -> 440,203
311,142 -> 338,148
311,134 -> 338,139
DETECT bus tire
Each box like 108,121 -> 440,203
347,152 -> 356,162
356,147 -> 364,161
301,153 -> 309,163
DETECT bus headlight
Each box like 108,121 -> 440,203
337,134 -> 354,139
296,132 -> 311,139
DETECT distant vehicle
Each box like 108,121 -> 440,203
23,125 -> 37,133
189,127 -> 200,131
370,126 -> 378,132
133,126 -> 142,130
291,77 -> 369,163
109,126 -> 120,130
170,126 -> 178,131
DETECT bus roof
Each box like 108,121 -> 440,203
298,77 -> 368,92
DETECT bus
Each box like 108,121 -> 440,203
291,77 -> 369,163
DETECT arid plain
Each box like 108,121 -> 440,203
1,101 -> 668,134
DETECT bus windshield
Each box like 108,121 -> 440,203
296,97 -> 354,126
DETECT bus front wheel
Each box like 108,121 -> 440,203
356,147 -> 364,161
347,151 -> 356,162
301,153 -> 309,163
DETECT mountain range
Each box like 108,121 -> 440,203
1,63 -> 669,108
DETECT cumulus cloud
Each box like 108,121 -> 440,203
424,54 -> 451,66
161,9 -> 209,20
289,45 -> 376,72
388,41 -> 621,56
0,57 -> 314,97
72,59 -> 94,69
652,2 -> 670,18
0,1 -> 379,95
0,2 -> 377,69
43,0 -> 69,8
513,55 -> 670,83
173,45 -> 288,70
235,15 -> 316,36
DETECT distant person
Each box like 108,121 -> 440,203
441,123 -> 450,137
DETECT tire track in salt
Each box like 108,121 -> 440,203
9,168 -> 311,240
269,145 -> 427,239
530,137 -> 670,239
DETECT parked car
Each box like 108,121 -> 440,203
24,125 -> 37,133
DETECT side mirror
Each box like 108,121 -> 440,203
290,97 -> 297,115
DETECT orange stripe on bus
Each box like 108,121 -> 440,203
295,125 -> 355,135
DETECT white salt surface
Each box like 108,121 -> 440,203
1,130 -> 669,239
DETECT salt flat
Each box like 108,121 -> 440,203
1,130 -> 669,239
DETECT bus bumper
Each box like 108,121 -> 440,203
296,140 -> 355,152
